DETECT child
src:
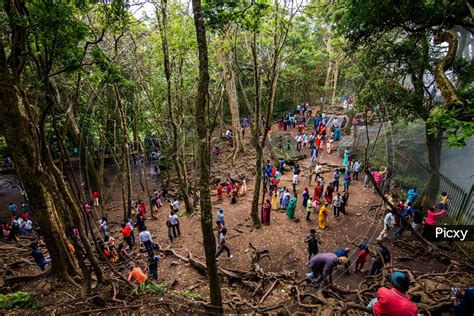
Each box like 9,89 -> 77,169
216,183 -> 223,201
306,197 -> 314,221
355,241 -> 369,272
217,208 -> 225,226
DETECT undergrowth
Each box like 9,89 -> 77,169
176,289 -> 201,301
0,291 -> 40,310
134,282 -> 166,295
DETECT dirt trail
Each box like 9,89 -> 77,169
0,107 -> 449,311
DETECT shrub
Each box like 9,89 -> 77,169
0,291 -> 40,310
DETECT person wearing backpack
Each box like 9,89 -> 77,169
370,238 -> 391,275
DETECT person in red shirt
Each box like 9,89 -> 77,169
369,272 -> 418,316
121,223 -> 133,250
216,183 -> 223,201
355,241 -> 369,272
92,191 -> 100,207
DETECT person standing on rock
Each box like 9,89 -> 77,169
92,190 -> 100,207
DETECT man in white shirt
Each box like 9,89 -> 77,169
379,210 -> 396,239
171,199 -> 179,213
168,212 -> 181,241
139,227 -> 154,257
292,173 -> 299,195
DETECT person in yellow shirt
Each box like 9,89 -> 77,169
319,201 -> 329,229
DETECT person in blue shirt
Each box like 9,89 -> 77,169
217,208 -> 225,225
334,247 -> 351,270
407,188 -> 420,204
451,287 -> 474,316
9,202 -> 17,216
394,202 -> 414,238
31,242 -> 52,272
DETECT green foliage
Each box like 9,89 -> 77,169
134,282 -> 167,295
427,106 -> 474,147
176,289 -> 202,301
0,292 -> 40,310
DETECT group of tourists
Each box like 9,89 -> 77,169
379,187 -> 450,241
1,202 -> 33,242
216,176 -> 247,205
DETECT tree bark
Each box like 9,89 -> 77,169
156,0 -> 193,214
217,28 -> 244,164
191,0 -> 223,313
0,38 -> 80,282
114,84 -> 133,220
250,30 -> 262,226
331,53 -> 344,105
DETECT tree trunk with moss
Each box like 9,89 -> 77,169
191,0 -> 223,313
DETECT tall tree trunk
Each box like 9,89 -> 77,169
191,0 -> 223,313
217,28 -> 244,163
0,42 -> 80,282
48,78 -> 101,195
425,125 -> 443,205
156,0 -> 193,214
331,54 -> 344,105
114,84 -> 133,219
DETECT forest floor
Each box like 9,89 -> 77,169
0,106 -> 469,314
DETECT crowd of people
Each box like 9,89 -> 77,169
1,101 -> 471,315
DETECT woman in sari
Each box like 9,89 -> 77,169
287,195 -> 298,220
281,190 -> 291,210
326,137 -> 334,154
315,134 -> 322,149
271,190 -> 280,211
333,127 -> 341,141
343,149 -> 350,167
262,199 -> 271,225
319,202 -> 329,229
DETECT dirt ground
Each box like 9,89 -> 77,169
0,107 -> 456,313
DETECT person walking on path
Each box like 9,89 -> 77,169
379,209 -> 396,240
139,226 -> 154,257
215,227 -> 233,261
168,211 -> 181,241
